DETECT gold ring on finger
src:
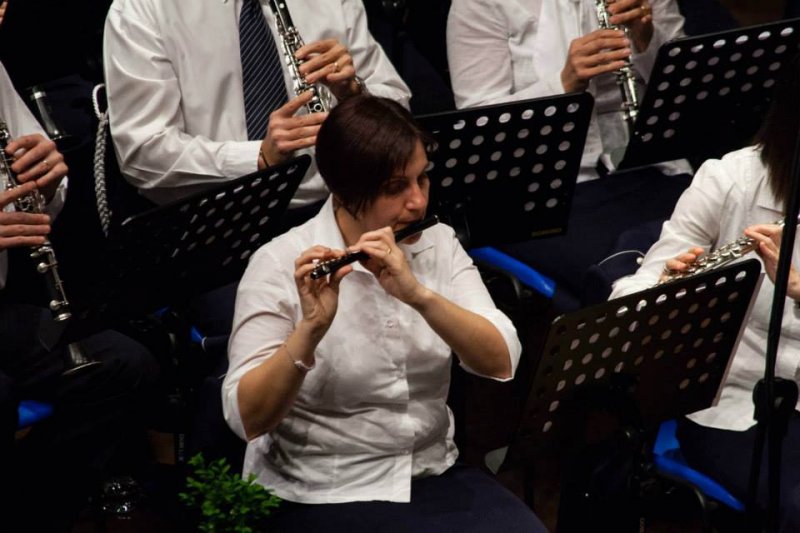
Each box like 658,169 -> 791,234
42,159 -> 49,169
333,61 -> 340,73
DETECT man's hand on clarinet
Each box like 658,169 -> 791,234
259,91 -> 328,169
5,134 -> 67,202
561,29 -> 631,92
0,183 -> 51,252
606,0 -> 654,53
295,39 -> 362,101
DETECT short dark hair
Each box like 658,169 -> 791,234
754,52 -> 800,211
315,95 -> 434,216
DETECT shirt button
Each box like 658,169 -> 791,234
385,319 -> 396,328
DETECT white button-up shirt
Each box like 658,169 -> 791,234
611,146 -> 800,431
447,0 -> 687,181
104,0 -> 411,206
223,197 -> 521,503
0,61 -> 67,290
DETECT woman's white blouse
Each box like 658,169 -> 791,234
223,198 -> 521,503
611,146 -> 800,431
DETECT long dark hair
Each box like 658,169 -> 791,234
315,95 -> 434,216
754,52 -> 800,210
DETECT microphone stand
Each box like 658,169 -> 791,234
747,122 -> 800,532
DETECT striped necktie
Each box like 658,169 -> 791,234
239,0 -> 288,141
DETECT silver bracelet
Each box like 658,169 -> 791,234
284,342 -> 315,373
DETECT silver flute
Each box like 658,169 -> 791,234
268,0 -> 334,114
659,219 -> 786,284
595,0 -> 640,131
0,118 -> 71,321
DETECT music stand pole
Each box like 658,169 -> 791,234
748,110 -> 800,533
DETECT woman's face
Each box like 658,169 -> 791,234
356,140 -> 430,243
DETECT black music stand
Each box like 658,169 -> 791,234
500,259 -> 763,527
73,155 -> 310,323
617,18 -> 800,170
417,93 -> 593,248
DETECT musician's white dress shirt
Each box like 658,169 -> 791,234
611,146 -> 800,431
447,0 -> 687,181
223,197 -> 521,503
104,0 -> 410,206
0,62 -> 67,291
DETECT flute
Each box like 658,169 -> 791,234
310,215 -> 439,280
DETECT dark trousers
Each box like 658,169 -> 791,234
267,463 -> 546,533
500,168 -> 691,308
678,414 -> 800,533
0,303 -> 159,531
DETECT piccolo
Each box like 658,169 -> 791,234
310,215 -> 439,280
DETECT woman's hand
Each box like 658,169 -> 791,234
294,246 -> 352,339
659,246 -> 705,283
745,224 -> 800,300
350,226 -> 428,305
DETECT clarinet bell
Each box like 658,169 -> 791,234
62,341 -> 102,376
27,86 -> 78,152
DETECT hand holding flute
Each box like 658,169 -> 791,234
310,215 -> 438,280
296,215 -> 440,336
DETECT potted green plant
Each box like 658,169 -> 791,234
179,453 -> 281,532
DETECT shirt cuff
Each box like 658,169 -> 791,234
221,141 -> 262,178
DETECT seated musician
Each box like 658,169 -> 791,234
610,53 -> 800,532
0,60 -> 158,531
222,95 -> 545,532
446,0 -> 691,308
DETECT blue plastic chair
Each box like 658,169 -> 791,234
469,247 -> 555,299
17,400 -> 54,429
653,420 -> 745,531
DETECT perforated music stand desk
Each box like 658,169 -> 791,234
74,155 -> 310,322
416,93 -> 593,248
501,258 -> 762,469
617,18 -> 800,170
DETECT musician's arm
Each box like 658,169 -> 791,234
340,0 -> 411,107
447,0 -> 563,109
223,249 -> 309,441
610,156 -> 733,298
103,2 -> 260,195
408,231 -> 520,381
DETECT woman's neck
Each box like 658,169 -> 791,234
334,203 -> 365,248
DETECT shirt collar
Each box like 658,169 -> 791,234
310,197 -> 436,274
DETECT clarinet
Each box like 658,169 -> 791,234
659,219 -> 786,284
0,119 -> 100,375
0,119 -> 71,321
268,0 -> 334,114
595,0 -> 640,131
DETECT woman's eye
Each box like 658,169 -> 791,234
384,181 -> 406,195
